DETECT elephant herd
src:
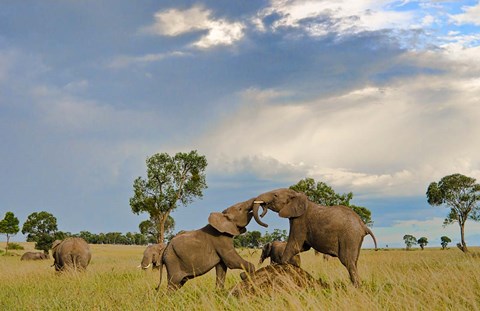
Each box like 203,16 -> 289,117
143,188 -> 377,290
20,188 -> 378,291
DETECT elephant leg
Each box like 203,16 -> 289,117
281,218 -> 307,264
338,247 -> 361,287
215,262 -> 227,289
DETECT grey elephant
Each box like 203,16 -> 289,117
52,237 -> 91,271
259,241 -> 301,267
21,251 -> 49,261
157,198 -> 266,291
138,243 -> 166,270
251,188 -> 378,287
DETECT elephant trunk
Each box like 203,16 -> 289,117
252,201 -> 269,227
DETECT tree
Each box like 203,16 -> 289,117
417,237 -> 428,250
0,212 -> 20,254
21,211 -> 59,254
130,151 -> 207,243
426,173 -> 480,253
290,178 -> 373,226
403,234 -> 417,250
139,215 -> 175,244
440,236 -> 451,250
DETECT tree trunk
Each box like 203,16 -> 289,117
5,234 -> 10,254
459,221 -> 468,253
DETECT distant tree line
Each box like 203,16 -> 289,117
234,229 -> 288,249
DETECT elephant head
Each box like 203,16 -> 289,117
209,198 -> 268,236
259,242 -> 272,265
252,188 -> 308,227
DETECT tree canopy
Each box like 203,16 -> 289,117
426,173 -> 480,253
417,237 -> 428,250
440,236 -> 451,250
0,212 -> 20,254
403,234 -> 417,250
290,177 -> 373,226
21,211 -> 60,253
139,215 -> 175,244
130,151 -> 207,243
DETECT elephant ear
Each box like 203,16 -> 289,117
278,192 -> 308,218
208,212 -> 241,236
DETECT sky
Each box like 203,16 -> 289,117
1,0 -> 480,248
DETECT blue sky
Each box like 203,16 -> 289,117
1,0 -> 480,248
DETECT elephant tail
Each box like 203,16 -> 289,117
366,227 -> 378,251
156,244 -> 167,291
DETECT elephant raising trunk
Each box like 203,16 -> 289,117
251,188 -> 378,287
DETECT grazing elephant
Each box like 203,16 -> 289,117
157,198 -> 265,291
52,237 -> 91,272
138,243 -> 166,270
251,188 -> 378,287
21,251 -> 49,261
259,241 -> 301,267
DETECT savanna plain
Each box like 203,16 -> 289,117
1,242 -> 479,311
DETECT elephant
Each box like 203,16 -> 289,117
51,237 -> 91,272
259,241 -> 301,267
138,243 -> 166,270
21,251 -> 49,261
251,188 -> 378,287
157,198 -> 265,291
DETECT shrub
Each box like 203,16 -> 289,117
7,243 -> 24,250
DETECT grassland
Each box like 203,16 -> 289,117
1,242 -> 479,310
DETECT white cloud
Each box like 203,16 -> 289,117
450,3 -> 480,26
142,6 -> 245,49
197,47 -> 480,197
254,0 -> 418,36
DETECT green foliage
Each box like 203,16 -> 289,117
21,211 -> 58,253
417,237 -> 428,250
426,173 -> 480,252
234,230 -> 262,248
440,236 -> 451,250
7,243 -> 24,250
130,150 -> 207,242
0,211 -> 20,253
262,229 -> 288,244
139,215 -> 175,243
403,234 -> 417,250
290,177 -> 373,226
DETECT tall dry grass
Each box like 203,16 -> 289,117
1,242 -> 479,310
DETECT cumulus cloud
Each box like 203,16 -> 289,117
253,0 -> 418,36
197,47 -> 480,197
450,2 -> 480,26
142,6 -> 245,49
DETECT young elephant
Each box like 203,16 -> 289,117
21,251 -> 49,261
52,237 -> 91,271
259,241 -> 301,267
252,188 -> 378,287
138,243 -> 166,270
157,199 -> 261,291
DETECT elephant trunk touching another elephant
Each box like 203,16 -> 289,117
51,237 -> 91,272
157,198 -> 267,291
252,188 -> 378,287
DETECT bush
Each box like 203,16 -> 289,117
7,243 -> 24,250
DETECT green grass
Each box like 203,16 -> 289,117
1,243 -> 479,310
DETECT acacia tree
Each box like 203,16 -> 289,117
290,178 -> 373,226
130,151 -> 207,243
0,212 -> 20,254
440,236 -> 451,250
403,234 -> 417,250
139,215 -> 175,244
426,173 -> 480,253
21,211 -> 59,254
417,237 -> 428,250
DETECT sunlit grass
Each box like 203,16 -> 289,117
1,242 -> 479,310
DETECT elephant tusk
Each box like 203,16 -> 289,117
253,201 -> 264,204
